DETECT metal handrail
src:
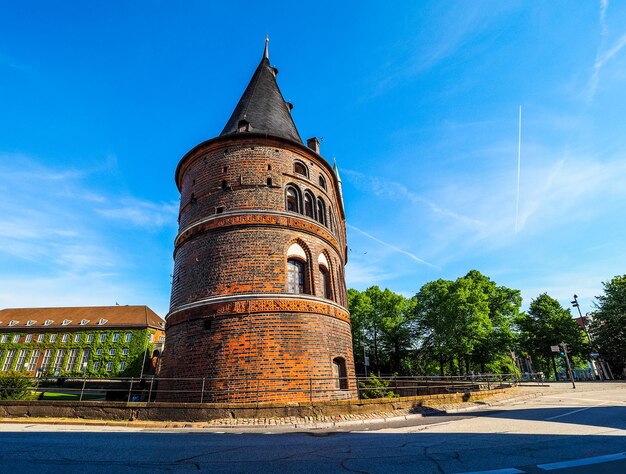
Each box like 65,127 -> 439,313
0,373 -> 520,404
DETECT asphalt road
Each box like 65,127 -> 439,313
1,383 -> 626,473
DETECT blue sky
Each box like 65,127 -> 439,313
1,1 -> 625,317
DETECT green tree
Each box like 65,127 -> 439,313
0,371 -> 34,400
414,278 -> 456,375
590,275 -> 626,376
348,287 -> 415,375
464,271 -> 520,373
348,288 -> 373,374
516,293 -> 588,378
414,270 -> 520,375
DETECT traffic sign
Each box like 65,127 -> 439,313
550,345 -> 560,353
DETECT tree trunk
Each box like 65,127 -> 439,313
552,354 -> 559,381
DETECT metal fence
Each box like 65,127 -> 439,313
1,373 -> 521,404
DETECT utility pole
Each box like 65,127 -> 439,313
560,342 -> 576,389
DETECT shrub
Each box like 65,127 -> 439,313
358,374 -> 398,399
0,371 -> 35,400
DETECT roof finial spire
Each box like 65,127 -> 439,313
264,34 -> 269,60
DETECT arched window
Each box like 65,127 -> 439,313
304,192 -> 315,218
328,208 -> 334,232
286,186 -> 301,213
320,266 -> 331,300
294,161 -> 308,177
287,243 -> 309,294
318,253 -> 332,300
332,357 -> 348,390
319,175 -> 326,190
316,197 -> 327,226
287,259 -> 306,294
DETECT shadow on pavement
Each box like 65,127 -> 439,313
0,429 -> 625,473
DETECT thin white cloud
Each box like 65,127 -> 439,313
596,32 -> 626,69
97,199 -> 178,228
343,169 -> 482,227
600,0 -> 609,36
589,0 -> 626,99
347,223 -> 437,268
345,259 -> 399,287
0,154 -> 174,313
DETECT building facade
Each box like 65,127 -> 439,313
0,306 -> 165,377
159,41 -> 356,402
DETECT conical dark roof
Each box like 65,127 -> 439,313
220,42 -> 302,144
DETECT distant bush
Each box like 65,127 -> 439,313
358,375 -> 398,399
0,371 -> 35,400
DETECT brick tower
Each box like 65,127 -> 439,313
159,40 -> 356,402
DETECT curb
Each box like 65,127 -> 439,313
0,389 -> 548,430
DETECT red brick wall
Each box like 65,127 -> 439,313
160,134 -> 355,402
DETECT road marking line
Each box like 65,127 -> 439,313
544,401 -> 609,421
542,395 -> 626,404
537,452 -> 626,470
456,468 -> 524,474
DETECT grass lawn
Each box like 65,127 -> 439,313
38,391 -> 104,401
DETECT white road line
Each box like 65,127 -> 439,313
456,468 -> 524,474
537,452 -> 626,470
542,395 -> 626,404
544,401 -> 610,421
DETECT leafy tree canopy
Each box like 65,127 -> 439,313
590,275 -> 626,374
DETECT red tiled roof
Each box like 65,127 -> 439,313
0,306 -> 164,330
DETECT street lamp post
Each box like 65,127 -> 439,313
571,294 -> 610,380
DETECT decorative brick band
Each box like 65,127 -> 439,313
174,211 -> 340,253
166,296 -> 351,329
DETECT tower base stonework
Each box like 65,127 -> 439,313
159,297 -> 357,402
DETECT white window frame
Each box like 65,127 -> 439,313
40,349 -> 53,373
3,349 -> 16,371
27,349 -> 40,371
66,348 -> 79,372
53,349 -> 66,373
16,349 -> 28,370
79,349 -> 90,372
